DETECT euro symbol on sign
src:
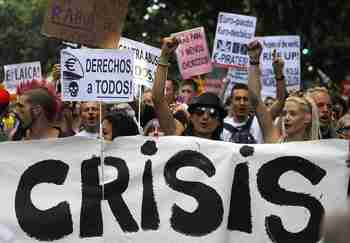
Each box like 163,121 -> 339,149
65,58 -> 76,72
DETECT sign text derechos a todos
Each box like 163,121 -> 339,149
61,49 -> 134,102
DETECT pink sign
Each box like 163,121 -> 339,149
204,79 -> 223,95
172,27 -> 213,80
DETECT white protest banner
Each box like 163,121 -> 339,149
60,48 -> 134,101
258,36 -> 301,97
118,37 -> 161,87
212,12 -> 256,68
3,61 -> 42,92
0,136 -> 348,243
171,27 -> 212,79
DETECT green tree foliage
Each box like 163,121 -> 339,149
0,0 -> 60,78
0,0 -> 349,83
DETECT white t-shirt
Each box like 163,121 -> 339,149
75,130 -> 99,139
221,116 -> 264,144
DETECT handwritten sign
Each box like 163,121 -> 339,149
257,36 -> 301,97
118,38 -> 161,87
171,27 -> 212,79
3,61 -> 42,92
212,12 -> 256,68
42,0 -> 129,48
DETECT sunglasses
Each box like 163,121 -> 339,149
193,106 -> 220,119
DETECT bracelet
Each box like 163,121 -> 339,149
249,60 -> 260,65
275,75 -> 285,81
158,55 -> 170,67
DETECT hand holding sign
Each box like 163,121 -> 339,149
247,40 -> 262,64
272,49 -> 285,78
160,37 -> 179,57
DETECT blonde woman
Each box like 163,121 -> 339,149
247,40 -> 320,143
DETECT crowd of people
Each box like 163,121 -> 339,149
0,38 -> 349,144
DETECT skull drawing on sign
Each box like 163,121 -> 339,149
68,81 -> 79,97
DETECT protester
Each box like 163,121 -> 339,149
15,80 -> 64,140
102,111 -> 139,141
75,101 -> 100,138
178,79 -> 198,105
332,95 -> 347,122
307,86 -> 335,138
264,96 -> 275,108
221,83 -> 263,144
0,88 -> 10,141
152,37 -> 226,140
143,118 -> 164,137
143,88 -> 154,107
247,40 -> 320,143
165,79 -> 178,110
336,113 -> 350,139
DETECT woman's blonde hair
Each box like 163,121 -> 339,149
282,90 -> 321,140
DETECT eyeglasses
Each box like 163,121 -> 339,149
193,106 -> 220,119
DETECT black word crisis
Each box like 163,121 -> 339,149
15,150 -> 326,242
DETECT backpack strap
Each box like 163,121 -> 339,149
241,115 -> 254,130
223,122 -> 239,134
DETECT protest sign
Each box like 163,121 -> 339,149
257,36 -> 301,97
171,27 -> 212,79
118,37 -> 161,87
42,0 -> 129,48
203,79 -> 223,95
0,136 -> 348,243
212,12 -> 256,68
60,48 -> 134,101
3,61 -> 42,92
222,67 -> 249,100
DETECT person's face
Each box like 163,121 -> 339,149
180,84 -> 195,104
264,98 -> 275,108
102,119 -> 113,141
313,92 -> 332,126
283,101 -> 309,137
143,92 -> 153,106
190,106 -> 220,138
164,80 -> 175,102
80,102 -> 100,132
16,95 -> 33,127
332,103 -> 344,121
232,89 -> 249,119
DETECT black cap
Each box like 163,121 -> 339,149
188,92 -> 227,120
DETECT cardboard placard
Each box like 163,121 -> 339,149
171,27 -> 212,79
42,0 -> 129,48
